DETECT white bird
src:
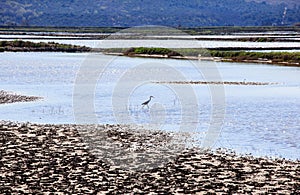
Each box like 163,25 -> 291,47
141,96 -> 154,108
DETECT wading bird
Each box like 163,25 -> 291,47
141,96 -> 154,108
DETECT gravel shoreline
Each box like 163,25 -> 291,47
0,90 -> 41,104
0,121 -> 299,194
154,81 -> 278,86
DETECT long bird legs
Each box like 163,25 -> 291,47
141,96 -> 154,109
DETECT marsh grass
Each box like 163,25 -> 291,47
0,40 -> 91,52
102,47 -> 300,65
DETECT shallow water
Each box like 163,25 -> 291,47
0,52 -> 299,160
1,36 -> 300,49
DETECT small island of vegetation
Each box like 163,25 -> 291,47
0,40 -> 91,52
103,47 -> 300,66
1,41 -> 299,66
209,50 -> 300,65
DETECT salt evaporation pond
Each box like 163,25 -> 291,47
0,52 -> 299,160
1,34 -> 300,49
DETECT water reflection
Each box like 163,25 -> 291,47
0,52 -> 299,160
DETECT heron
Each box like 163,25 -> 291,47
141,96 -> 154,108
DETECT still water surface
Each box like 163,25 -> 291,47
1,35 -> 300,49
0,52 -> 299,160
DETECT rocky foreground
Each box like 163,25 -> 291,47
0,121 -> 299,194
0,90 -> 41,104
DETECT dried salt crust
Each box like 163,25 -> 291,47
0,121 -> 299,194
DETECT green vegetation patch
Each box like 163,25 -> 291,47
0,40 -> 91,52
210,51 -> 300,63
115,47 -> 300,64
171,48 -> 300,63
124,47 -> 181,57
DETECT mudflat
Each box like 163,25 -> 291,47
0,90 -> 41,104
0,120 -> 299,194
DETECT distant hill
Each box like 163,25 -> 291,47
1,0 -> 300,27
246,0 -> 300,8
